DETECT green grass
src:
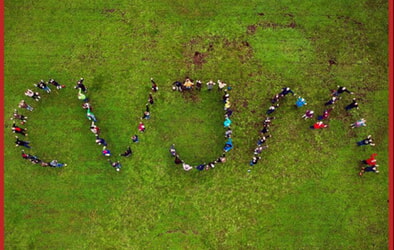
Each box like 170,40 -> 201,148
4,0 -> 389,249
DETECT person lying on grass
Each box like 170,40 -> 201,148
359,165 -> 379,176
11,109 -> 28,124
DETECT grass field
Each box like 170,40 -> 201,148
4,0 -> 389,249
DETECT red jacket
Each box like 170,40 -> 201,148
314,122 -> 327,129
365,153 -> 377,165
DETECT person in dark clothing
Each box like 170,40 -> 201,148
225,108 -> 233,118
108,159 -> 122,171
225,128 -> 232,138
250,156 -> 261,166
195,80 -> 202,91
317,108 -> 333,120
279,87 -> 295,96
49,79 -> 65,89
223,91 -> 230,103
345,98 -> 359,111
120,146 -> 132,157
148,93 -> 154,105
324,96 -> 340,106
257,135 -> 271,146
266,104 -> 279,115
254,145 -> 268,155
271,93 -> 281,104
357,135 -> 375,146
332,85 -> 354,96
95,135 -> 107,146
151,78 -> 158,92
142,111 -> 150,119
169,144 -> 176,157
74,78 -> 87,93
172,81 -> 183,92
261,124 -> 270,134
302,110 -> 314,120
359,165 -> 379,176
25,153 -> 41,164
11,109 -> 28,124
12,122 -> 28,136
34,80 -> 51,93
21,150 -> 38,163
142,104 -> 151,119
131,135 -> 139,143
174,155 -> 183,164
263,117 -> 275,126
196,163 -> 206,171
15,136 -> 31,148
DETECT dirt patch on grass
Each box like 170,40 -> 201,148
247,25 -> 257,34
103,9 -> 116,13
189,38 -> 199,45
326,15 -> 365,31
182,36 -> 255,71
248,12 -> 297,33
182,37 -> 208,70
358,85 -> 378,93
336,15 -> 364,26
287,21 -> 296,28
247,21 -> 297,32
263,21 -> 296,29
260,22 -> 279,29
181,90 -> 201,102
242,40 -> 251,47
157,230 -> 199,236
193,51 -> 206,66
328,58 -> 337,65
346,127 -> 358,138
218,38 -> 254,64
208,43 -> 214,51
